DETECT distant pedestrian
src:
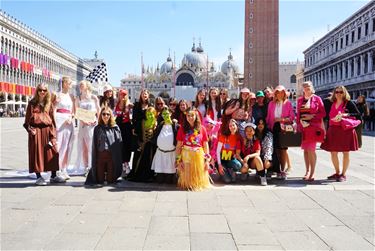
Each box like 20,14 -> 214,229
23,83 -> 65,185
321,85 -> 360,182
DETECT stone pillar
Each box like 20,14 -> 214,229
353,56 -> 359,77
360,54 -> 365,75
369,50 -> 373,73
337,64 -> 341,81
328,67 -> 332,83
348,59 -> 352,78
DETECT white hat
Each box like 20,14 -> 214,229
240,87 -> 250,93
103,84 -> 113,93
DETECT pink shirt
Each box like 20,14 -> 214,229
296,95 -> 326,130
266,100 -> 295,130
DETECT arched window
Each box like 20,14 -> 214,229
290,74 -> 296,83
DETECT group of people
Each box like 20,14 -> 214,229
24,76 -> 363,190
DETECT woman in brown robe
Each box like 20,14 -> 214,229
23,83 -> 66,185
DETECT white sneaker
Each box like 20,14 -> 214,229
35,177 -> 47,186
60,170 -> 71,180
50,175 -> 66,183
260,176 -> 267,186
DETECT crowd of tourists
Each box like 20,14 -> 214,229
23,76 -> 364,190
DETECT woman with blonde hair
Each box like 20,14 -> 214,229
53,76 -> 75,180
321,85 -> 360,182
219,88 -> 229,109
296,81 -> 325,181
266,85 -> 295,180
85,107 -> 123,185
23,83 -> 65,185
70,80 -> 100,175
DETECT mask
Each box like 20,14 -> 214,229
144,110 -> 156,130
162,110 -> 172,124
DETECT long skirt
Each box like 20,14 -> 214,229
321,125 -> 359,152
127,141 -> 155,182
28,126 -> 59,173
56,121 -> 74,170
178,147 -> 211,191
68,122 -> 95,175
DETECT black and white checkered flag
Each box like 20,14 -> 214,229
86,62 -> 108,83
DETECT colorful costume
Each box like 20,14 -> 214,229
177,126 -> 211,191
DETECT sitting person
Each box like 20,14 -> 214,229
255,118 -> 273,178
85,107 -> 123,185
216,119 -> 242,183
237,122 -> 267,186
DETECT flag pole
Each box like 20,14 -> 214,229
173,51 -> 176,98
141,52 -> 144,89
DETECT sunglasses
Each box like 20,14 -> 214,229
156,103 -> 164,106
335,91 -> 344,94
220,93 -> 226,95
102,112 -> 111,116
38,89 -> 47,93
170,103 -> 177,106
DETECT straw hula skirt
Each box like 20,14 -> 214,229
178,146 -> 211,191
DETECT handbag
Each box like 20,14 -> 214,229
340,117 -> 361,130
278,122 -> 302,147
303,126 -> 325,142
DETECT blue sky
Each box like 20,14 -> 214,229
2,0 -> 371,86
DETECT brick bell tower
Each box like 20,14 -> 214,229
244,0 -> 279,91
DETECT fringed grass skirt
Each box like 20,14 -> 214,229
177,146 -> 211,191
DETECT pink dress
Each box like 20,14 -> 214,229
320,102 -> 358,152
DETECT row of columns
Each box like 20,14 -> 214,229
307,50 -> 374,86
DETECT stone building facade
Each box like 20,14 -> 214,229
303,1 -> 375,99
0,11 -> 93,112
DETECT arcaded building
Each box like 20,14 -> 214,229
244,0 -> 279,91
0,11 -> 93,112
303,1 -> 375,99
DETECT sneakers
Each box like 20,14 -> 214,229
35,177 -> 47,186
121,163 -> 131,179
59,170 -> 71,180
337,174 -> 346,182
50,175 -> 66,183
260,176 -> 267,186
276,172 -> 287,180
327,173 -> 340,180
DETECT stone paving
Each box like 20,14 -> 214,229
1,118 -> 374,250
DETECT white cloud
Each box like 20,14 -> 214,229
280,27 -> 327,62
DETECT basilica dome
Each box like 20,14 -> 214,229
221,52 -> 239,75
160,55 -> 173,74
181,42 -> 208,71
